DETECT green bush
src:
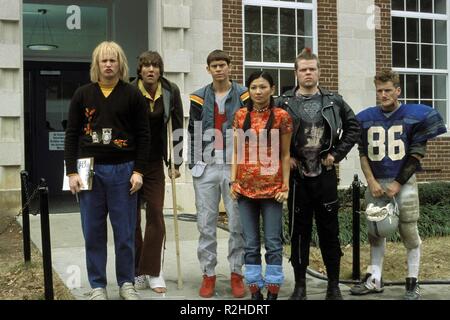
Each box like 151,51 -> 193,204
282,181 -> 450,246
418,182 -> 450,206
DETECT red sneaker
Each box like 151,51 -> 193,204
230,272 -> 246,298
199,275 -> 216,298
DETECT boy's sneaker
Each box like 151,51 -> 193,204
350,273 -> 384,295
230,273 -> 245,298
119,282 -> 140,300
404,277 -> 420,300
89,287 -> 108,300
199,275 -> 216,298
134,275 -> 149,290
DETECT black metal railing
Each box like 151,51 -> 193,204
20,171 -> 31,264
352,174 -> 361,280
19,172 -> 54,300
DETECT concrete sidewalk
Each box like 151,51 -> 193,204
26,211 -> 450,300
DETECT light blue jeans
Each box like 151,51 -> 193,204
238,196 -> 284,287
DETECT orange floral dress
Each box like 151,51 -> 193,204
232,107 -> 292,199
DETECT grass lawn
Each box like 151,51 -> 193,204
0,216 -> 74,300
286,236 -> 450,281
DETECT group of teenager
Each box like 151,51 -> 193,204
64,40 -> 446,300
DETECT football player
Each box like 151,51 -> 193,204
351,69 -> 447,300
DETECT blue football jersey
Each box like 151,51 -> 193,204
357,104 -> 447,179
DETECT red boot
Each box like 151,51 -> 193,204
266,284 -> 280,300
199,275 -> 216,298
249,284 -> 263,300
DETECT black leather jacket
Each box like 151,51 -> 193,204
275,86 -> 360,163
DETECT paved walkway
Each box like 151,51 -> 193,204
25,210 -> 450,300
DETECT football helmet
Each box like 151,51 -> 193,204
365,198 -> 399,238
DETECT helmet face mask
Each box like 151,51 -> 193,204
365,201 -> 399,238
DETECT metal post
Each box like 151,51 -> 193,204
39,179 -> 54,300
352,174 -> 361,280
20,171 -> 31,264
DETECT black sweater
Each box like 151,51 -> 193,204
64,80 -> 150,175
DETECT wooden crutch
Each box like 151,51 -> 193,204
167,117 -> 183,289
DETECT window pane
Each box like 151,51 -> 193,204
280,36 -> 296,63
406,0 -> 418,11
407,44 -> 419,68
245,6 -> 261,33
280,8 -> 295,35
435,45 -> 447,69
420,75 -> 432,99
434,74 -> 447,99
407,18 -> 419,42
263,7 -> 278,34
280,69 -> 295,95
421,44 -> 433,68
305,38 -> 313,50
297,37 -> 313,53
262,69 -> 279,94
399,74 -> 405,99
298,38 -> 306,53
421,19 -> 432,43
421,100 -> 433,107
435,0 -> 447,14
434,100 -> 447,123
297,10 -> 312,36
392,43 -> 405,67
245,67 -> 262,84
435,20 -> 447,45
245,34 -> 261,61
392,0 -> 404,10
392,17 -> 405,42
263,35 -> 279,62
420,0 -> 432,12
406,74 -> 419,99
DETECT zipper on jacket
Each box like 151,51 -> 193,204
320,103 -> 334,155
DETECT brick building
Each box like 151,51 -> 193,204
0,0 -> 449,215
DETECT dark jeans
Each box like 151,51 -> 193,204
288,166 -> 342,281
79,161 -> 137,288
135,160 -> 166,277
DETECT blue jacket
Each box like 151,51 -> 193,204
188,81 -> 248,169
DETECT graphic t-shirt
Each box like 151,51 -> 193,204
295,92 -> 325,177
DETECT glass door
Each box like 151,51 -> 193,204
24,61 -> 90,212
